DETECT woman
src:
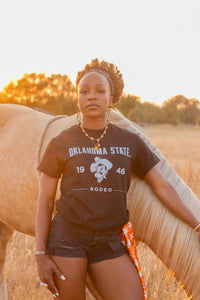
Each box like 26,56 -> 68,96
35,58 -> 200,300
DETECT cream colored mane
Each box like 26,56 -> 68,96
110,109 -> 200,298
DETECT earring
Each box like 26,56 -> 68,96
76,111 -> 81,124
106,109 -> 111,125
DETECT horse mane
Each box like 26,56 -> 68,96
110,109 -> 200,298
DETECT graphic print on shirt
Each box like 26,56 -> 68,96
90,157 -> 113,183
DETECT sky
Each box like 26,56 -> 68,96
0,0 -> 199,106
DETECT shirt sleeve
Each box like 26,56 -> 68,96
132,135 -> 160,179
37,138 -> 64,178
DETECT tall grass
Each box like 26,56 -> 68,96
5,124 -> 200,299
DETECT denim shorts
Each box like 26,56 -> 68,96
47,214 -> 127,264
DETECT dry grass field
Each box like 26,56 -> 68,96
4,124 -> 200,300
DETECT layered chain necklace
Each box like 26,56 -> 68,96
79,123 -> 108,150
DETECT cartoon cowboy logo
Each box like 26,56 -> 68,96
90,157 -> 113,183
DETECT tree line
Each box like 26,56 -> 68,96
0,72 -> 200,124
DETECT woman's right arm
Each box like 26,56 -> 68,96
35,173 -> 65,297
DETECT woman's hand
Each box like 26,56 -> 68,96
144,167 -> 200,232
36,254 -> 66,297
35,173 -> 63,297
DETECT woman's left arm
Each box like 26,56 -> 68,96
144,166 -> 200,230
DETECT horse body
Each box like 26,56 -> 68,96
1,105 -> 48,234
0,105 -> 74,234
0,104 -> 200,299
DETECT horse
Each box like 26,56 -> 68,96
0,103 -> 200,299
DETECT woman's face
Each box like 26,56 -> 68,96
77,72 -> 113,119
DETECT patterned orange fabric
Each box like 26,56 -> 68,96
121,222 -> 148,299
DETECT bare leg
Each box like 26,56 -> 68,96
50,256 -> 88,300
0,222 -> 13,300
89,254 -> 144,300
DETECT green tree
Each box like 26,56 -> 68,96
162,95 -> 200,124
0,73 -> 77,115
115,93 -> 141,117
129,102 -> 164,123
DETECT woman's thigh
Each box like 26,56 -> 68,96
51,256 -> 88,300
88,254 -> 144,300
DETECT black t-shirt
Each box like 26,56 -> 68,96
37,123 -> 159,232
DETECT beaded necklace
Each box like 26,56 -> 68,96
79,123 -> 108,150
